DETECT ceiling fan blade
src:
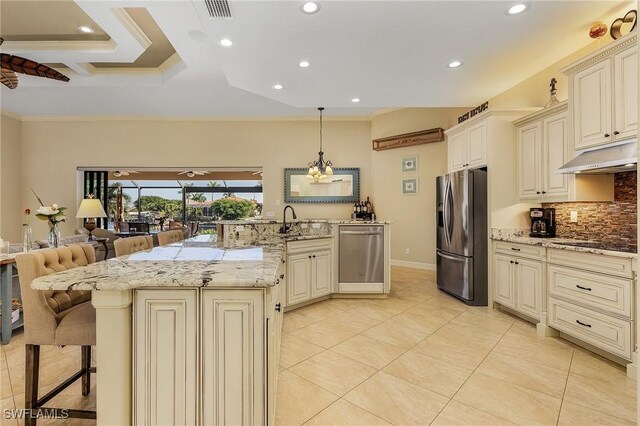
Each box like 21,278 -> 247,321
0,68 -> 19,89
1,53 -> 70,82
178,171 -> 188,175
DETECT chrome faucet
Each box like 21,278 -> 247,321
280,205 -> 297,234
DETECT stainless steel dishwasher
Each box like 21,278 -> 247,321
339,225 -> 384,283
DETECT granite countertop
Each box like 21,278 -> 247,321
31,235 -> 285,291
218,219 -> 391,225
492,235 -> 637,259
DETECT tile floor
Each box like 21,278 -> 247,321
0,266 -> 636,425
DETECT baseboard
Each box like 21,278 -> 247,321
390,259 -> 436,270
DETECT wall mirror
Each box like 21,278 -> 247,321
284,168 -> 360,203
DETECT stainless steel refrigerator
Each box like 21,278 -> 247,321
436,169 -> 487,306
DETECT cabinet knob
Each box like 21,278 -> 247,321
282,259 -> 285,264
536,191 -> 541,194
275,303 -> 281,312
280,274 -> 285,279
275,279 -> 280,285
542,191 -> 546,194
604,133 -> 610,138
308,255 -> 312,259
614,131 -> 620,135
510,260 -> 514,264
312,255 -> 316,258
515,261 -> 519,265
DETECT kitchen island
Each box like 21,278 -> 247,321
31,235 -> 286,426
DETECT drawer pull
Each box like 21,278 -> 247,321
576,320 -> 592,328
511,247 -> 521,252
275,303 -> 281,312
575,285 -> 592,291
275,279 -> 280,285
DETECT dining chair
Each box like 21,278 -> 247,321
14,245 -> 97,425
157,230 -> 184,246
113,235 -> 154,257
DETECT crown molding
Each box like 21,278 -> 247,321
113,7 -> 152,51
513,101 -> 567,126
561,32 -> 637,75
1,39 -> 116,53
0,110 -> 23,121
18,114 -> 372,123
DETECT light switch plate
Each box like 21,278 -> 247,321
570,211 -> 578,223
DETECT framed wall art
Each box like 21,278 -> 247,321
401,156 -> 418,173
401,178 -> 419,195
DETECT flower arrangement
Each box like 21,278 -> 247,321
31,189 -> 67,226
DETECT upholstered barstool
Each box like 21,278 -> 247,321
113,235 -> 153,257
157,229 -> 184,246
15,245 -> 97,425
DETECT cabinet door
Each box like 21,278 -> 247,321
311,250 -> 332,298
515,258 -> 542,319
494,254 -> 515,308
542,112 -> 569,199
466,122 -> 487,168
286,252 -> 312,306
517,122 -> 542,199
614,48 -> 638,140
134,290 -> 198,426
573,59 -> 612,149
202,290 -> 264,426
449,131 -> 467,171
267,281 -> 283,426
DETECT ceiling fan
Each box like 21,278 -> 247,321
0,37 -> 70,89
112,170 -> 139,177
179,170 -> 210,178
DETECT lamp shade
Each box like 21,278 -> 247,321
76,199 -> 107,219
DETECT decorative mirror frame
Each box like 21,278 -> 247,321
284,168 -> 360,203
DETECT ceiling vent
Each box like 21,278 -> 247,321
204,0 -> 233,18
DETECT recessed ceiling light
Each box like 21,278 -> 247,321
78,25 -> 94,34
448,61 -> 462,68
507,3 -> 528,15
219,38 -> 233,47
351,98 -> 360,103
272,84 -> 284,90
302,1 -> 320,14
298,60 -> 311,68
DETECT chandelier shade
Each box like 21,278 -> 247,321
306,107 -> 333,181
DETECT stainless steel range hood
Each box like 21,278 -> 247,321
558,141 -> 637,174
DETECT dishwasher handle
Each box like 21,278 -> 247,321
339,230 -> 383,236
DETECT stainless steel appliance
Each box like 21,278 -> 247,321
436,169 -> 487,305
529,207 -> 556,238
339,225 -> 384,283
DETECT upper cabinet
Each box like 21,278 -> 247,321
446,119 -> 487,172
563,33 -> 637,151
515,102 -> 569,201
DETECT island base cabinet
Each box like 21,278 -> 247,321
202,290 -> 265,426
134,290 -> 198,426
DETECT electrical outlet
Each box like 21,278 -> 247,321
570,211 -> 578,223
405,248 -> 410,255
312,223 -> 322,229
300,223 -> 308,229
266,211 -> 275,218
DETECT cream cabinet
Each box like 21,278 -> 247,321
133,282 -> 284,426
515,102 -> 569,201
564,33 -> 637,150
546,248 -> 634,361
447,121 -> 487,172
493,242 -> 543,321
134,290 -> 198,426
286,238 -> 332,307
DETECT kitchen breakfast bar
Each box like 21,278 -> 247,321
30,235 -> 286,426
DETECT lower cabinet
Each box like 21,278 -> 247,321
134,282 -> 283,425
286,239 -> 332,307
493,251 -> 542,320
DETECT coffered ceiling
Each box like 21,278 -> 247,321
0,0 -> 633,118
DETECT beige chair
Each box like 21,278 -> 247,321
15,245 -> 97,425
157,229 -> 184,246
113,235 -> 153,257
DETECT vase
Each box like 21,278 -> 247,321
22,225 -> 33,252
48,223 -> 61,248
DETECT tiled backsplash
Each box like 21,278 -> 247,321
542,171 -> 637,251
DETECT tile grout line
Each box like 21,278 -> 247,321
555,347 -> 575,426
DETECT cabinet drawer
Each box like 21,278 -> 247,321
548,297 -> 631,360
494,241 -> 543,259
548,265 -> 632,318
547,249 -> 633,278
286,238 -> 332,254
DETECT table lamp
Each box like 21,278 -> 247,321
76,197 -> 107,240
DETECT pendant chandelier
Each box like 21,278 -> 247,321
306,107 -> 333,181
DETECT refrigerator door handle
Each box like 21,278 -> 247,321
446,179 -> 454,245
442,179 -> 450,247
437,251 -> 467,262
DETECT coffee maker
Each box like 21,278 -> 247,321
530,208 -> 556,238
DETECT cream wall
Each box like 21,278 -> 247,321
18,119 -> 372,239
0,114 -> 22,242
370,108 -> 468,267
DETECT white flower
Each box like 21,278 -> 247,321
51,204 -> 59,211
37,206 -> 56,216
